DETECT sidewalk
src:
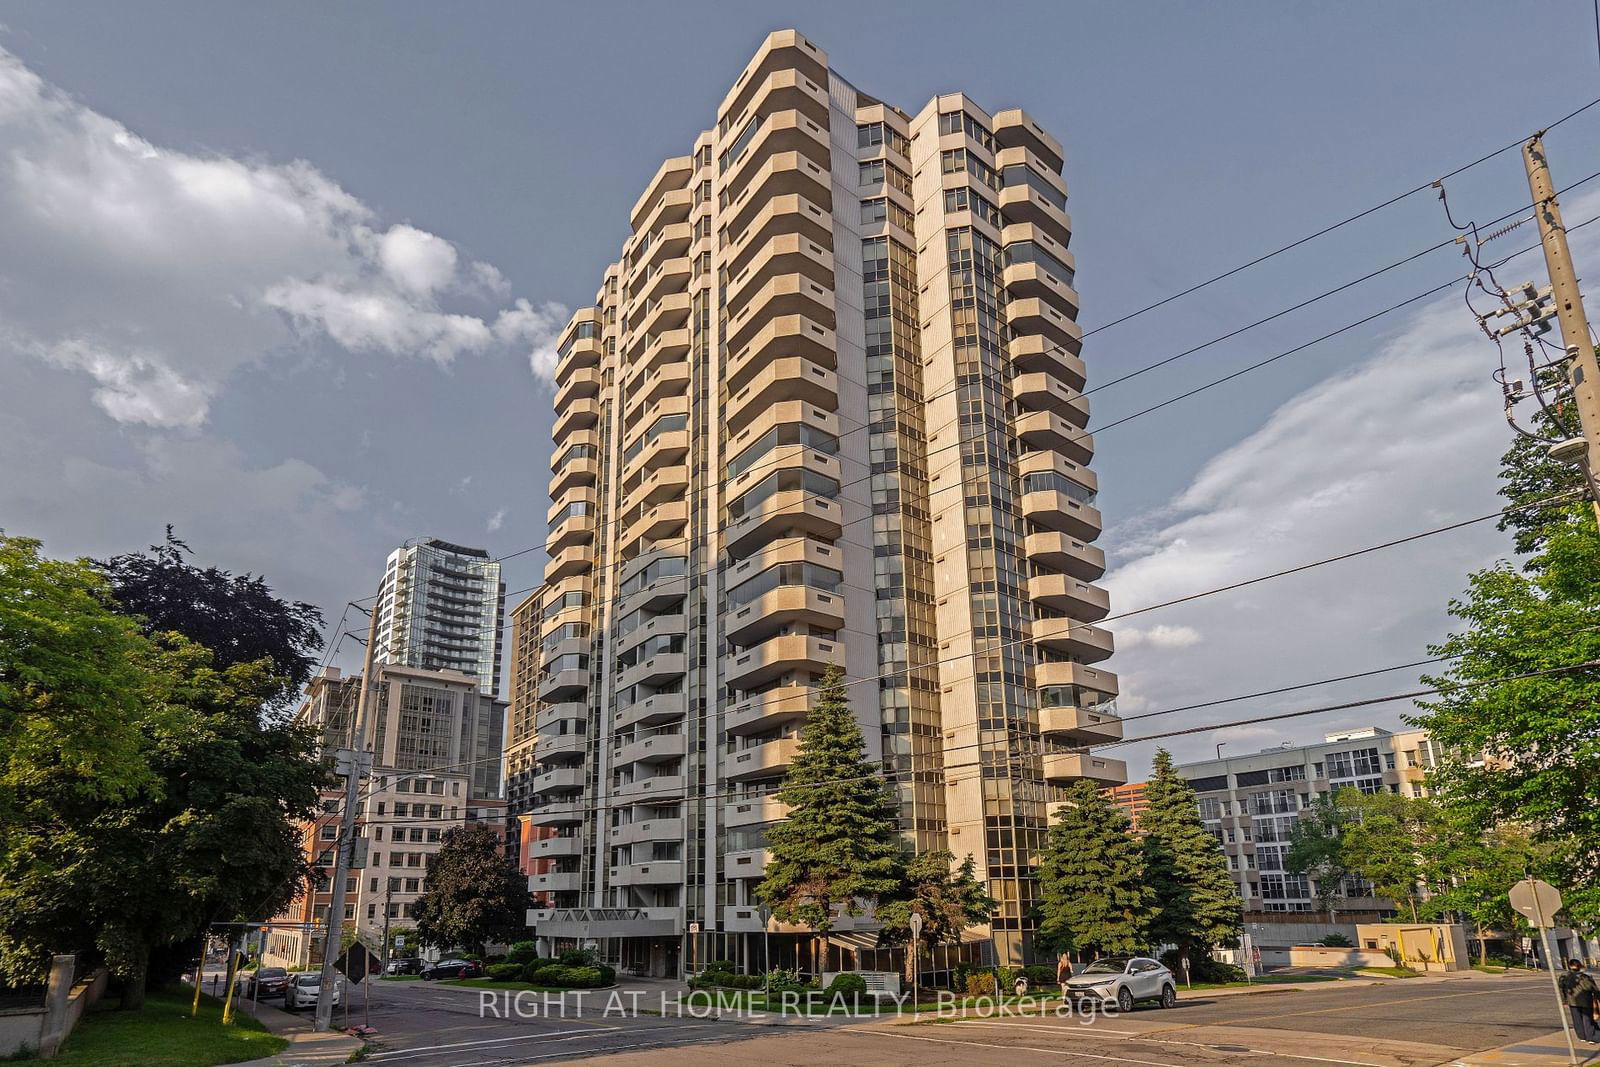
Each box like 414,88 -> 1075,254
232,999 -> 365,1067
1462,1029 -> 1600,1064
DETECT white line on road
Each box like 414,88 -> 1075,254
950,1020 -> 1388,1066
367,1026 -> 620,1060
841,1025 -> 1190,1067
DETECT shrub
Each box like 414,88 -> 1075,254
825,973 -> 868,998
560,949 -> 598,967
484,963 -> 522,981
1022,965 -> 1056,986
595,964 -> 617,986
705,959 -> 736,972
1319,933 -> 1353,948
964,972 -> 996,996
564,966 -> 603,988
529,963 -> 568,985
507,941 -> 540,964
766,968 -> 809,996
995,965 -> 1017,991
1158,949 -> 1245,984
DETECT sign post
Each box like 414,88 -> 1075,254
1509,878 -> 1577,1066
909,910 -> 924,1012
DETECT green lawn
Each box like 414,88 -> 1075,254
28,988 -> 287,1066
378,975 -> 421,982
1356,966 -> 1420,978
1183,974 -> 1339,990
440,977 -> 604,993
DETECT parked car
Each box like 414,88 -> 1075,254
283,972 -> 341,1011
237,966 -> 290,999
420,958 -> 483,981
1063,956 -> 1177,1012
386,957 -> 424,976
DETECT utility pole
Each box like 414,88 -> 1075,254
1523,132 -> 1600,524
314,600 -> 380,1033
380,879 -> 393,971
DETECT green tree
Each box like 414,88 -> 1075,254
876,850 -> 995,983
756,664 -> 903,967
1287,792 -> 1355,921
412,826 -> 531,956
1036,780 -> 1151,960
99,528 -> 324,713
1140,750 -> 1241,980
1423,821 -> 1552,965
1333,788 -> 1441,922
1411,404 -> 1600,924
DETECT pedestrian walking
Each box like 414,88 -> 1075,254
1056,954 -> 1073,986
1557,959 -> 1600,1043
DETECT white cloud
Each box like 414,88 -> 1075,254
493,298 -> 570,385
0,45 -> 562,427
486,507 -> 506,533
1116,624 -> 1202,650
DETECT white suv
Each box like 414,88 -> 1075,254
1063,956 -> 1177,1012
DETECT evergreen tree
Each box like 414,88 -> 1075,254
1036,779 -> 1151,959
413,826 -> 531,956
756,664 -> 903,967
1140,749 -> 1241,980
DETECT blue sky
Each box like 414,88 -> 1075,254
5,2 -> 1599,772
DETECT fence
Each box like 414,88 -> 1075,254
0,955 -> 109,1059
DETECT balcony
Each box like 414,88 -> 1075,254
537,666 -> 589,702
615,651 -> 687,694
616,773 -> 687,805
623,362 -> 691,427
551,395 -> 601,443
723,737 -> 801,781
725,584 -> 845,644
723,633 -> 840,689
999,183 -> 1072,245
725,193 -> 833,281
534,731 -> 587,763
724,491 -> 842,557
614,690 -> 687,731
527,835 -> 582,860
725,231 -> 834,314
717,31 -> 828,138
549,455 -> 599,497
1034,659 -> 1119,697
621,424 -> 689,486
721,110 -> 830,204
1023,530 -> 1106,582
546,513 -> 595,555
627,155 -> 693,234
610,860 -> 684,888
527,799 -> 584,827
631,185 -> 694,246
725,358 -> 839,434
542,545 -> 592,584
1021,487 -> 1102,541
1042,751 -> 1128,787
620,500 -> 688,557
1008,296 -> 1082,353
632,289 -> 692,340
724,684 -> 812,736
724,150 -> 832,241
725,314 -> 837,396
1009,332 -> 1085,383
722,904 -> 816,934
723,794 -> 789,828
613,729 -> 687,768
554,334 -> 603,386
722,847 -> 769,880
1016,410 -> 1094,465
554,366 -> 602,413
615,612 -> 687,658
1012,372 -> 1090,427
630,326 -> 691,377
624,462 -> 688,510
532,766 -> 585,795
1027,573 -> 1110,622
636,221 -> 692,278
530,870 -> 583,894
1032,616 -> 1114,663
1038,704 -> 1124,744
725,276 -> 836,354
534,702 -> 586,735
609,817 -> 684,848
993,107 -> 1065,173
1002,260 -> 1079,318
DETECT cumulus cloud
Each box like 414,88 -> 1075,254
1116,624 -> 1203,650
487,507 -> 506,533
493,298 -> 570,384
0,45 -> 565,427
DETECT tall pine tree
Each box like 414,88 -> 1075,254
756,664 -> 903,968
1140,749 -> 1242,981
1036,779 -> 1151,959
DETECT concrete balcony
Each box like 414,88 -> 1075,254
723,737 -> 801,782
725,584 -> 845,644
725,313 -> 837,395
617,774 -> 687,805
1034,659 -> 1119,698
615,612 -> 687,658
620,500 -> 688,557
613,729 -> 687,768
631,185 -> 694,246
554,366 -> 602,413
550,428 -> 600,470
1009,332 -> 1085,382
726,230 -> 834,314
546,513 -> 595,555
621,427 -> 690,486
636,221 -> 692,278
993,107 -> 1065,172
537,667 -> 589,702
610,859 -> 684,888
999,183 -> 1072,246
723,794 -> 789,828
529,870 -> 583,894
534,731 -> 587,763
724,684 -> 812,736
549,455 -> 599,497
628,155 -> 692,233
1032,616 -> 1114,664
615,651 -> 687,693
1038,704 -> 1124,744
609,816 -> 684,848
532,766 -> 586,795
534,702 -> 587,735
723,633 -> 841,689
717,31 -> 829,136
539,634 -> 588,670
542,544 -> 593,584
636,253 -> 692,309
1008,295 -> 1082,354
551,395 -> 601,443
725,275 -> 836,353
1042,750 -> 1128,787
1016,410 -> 1094,465
1024,530 -> 1105,582
1012,372 -> 1090,427
527,835 -> 582,860
724,149 -> 832,241
723,904 -> 814,934
724,193 -> 833,281
615,690 -> 687,731
623,463 -> 688,511
631,289 -> 692,340
530,905 -> 685,939
1028,573 -> 1110,622
722,847 -> 769,880
725,358 -> 839,435
630,326 -> 691,377
724,491 -> 842,557
1021,488 -> 1102,541
623,361 -> 690,425
527,799 -> 584,827
1003,261 -> 1079,318
725,446 -> 839,508
554,335 -> 603,386
721,109 -> 830,204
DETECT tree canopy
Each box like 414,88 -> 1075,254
876,849 -> 995,948
412,826 -> 530,956
1036,779 -> 1151,959
1140,749 -> 1241,972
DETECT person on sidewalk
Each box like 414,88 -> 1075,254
1055,955 -> 1073,986
1557,959 -> 1600,1043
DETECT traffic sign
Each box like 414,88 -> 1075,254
334,941 -> 379,980
1509,878 -> 1562,927
687,921 -> 700,935
908,911 -> 924,939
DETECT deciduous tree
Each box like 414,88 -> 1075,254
412,826 -> 530,956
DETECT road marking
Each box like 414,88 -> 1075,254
1204,984 -> 1535,1027
366,1026 -> 621,1059
842,1025 -> 1189,1067
950,1021 -> 1388,1066
495,1033 -> 742,1065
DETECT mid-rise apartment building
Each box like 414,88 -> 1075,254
264,663 -> 508,966
513,29 -> 1123,972
1174,726 -> 1441,914
375,539 -> 506,696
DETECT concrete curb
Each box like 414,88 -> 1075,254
233,1000 -> 366,1066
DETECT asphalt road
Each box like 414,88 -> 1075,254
295,973 -> 1584,1067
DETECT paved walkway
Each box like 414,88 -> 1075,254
233,998 -> 366,1066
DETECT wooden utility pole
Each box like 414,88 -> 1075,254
314,599 -> 380,1032
1523,133 -> 1600,524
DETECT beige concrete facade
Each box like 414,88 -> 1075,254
513,29 -> 1119,971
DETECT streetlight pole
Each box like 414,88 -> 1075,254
1216,742 -> 1227,761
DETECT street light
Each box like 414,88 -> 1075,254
1216,742 -> 1227,761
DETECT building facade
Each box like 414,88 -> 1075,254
374,539 -> 506,696
1174,726 -> 1441,915
517,29 -> 1122,972
264,663 -> 508,966
1105,781 -> 1150,832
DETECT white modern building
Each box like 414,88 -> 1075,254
375,539 -> 506,696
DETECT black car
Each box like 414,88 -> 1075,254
420,958 -> 483,980
386,957 -> 425,976
238,967 -> 290,999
